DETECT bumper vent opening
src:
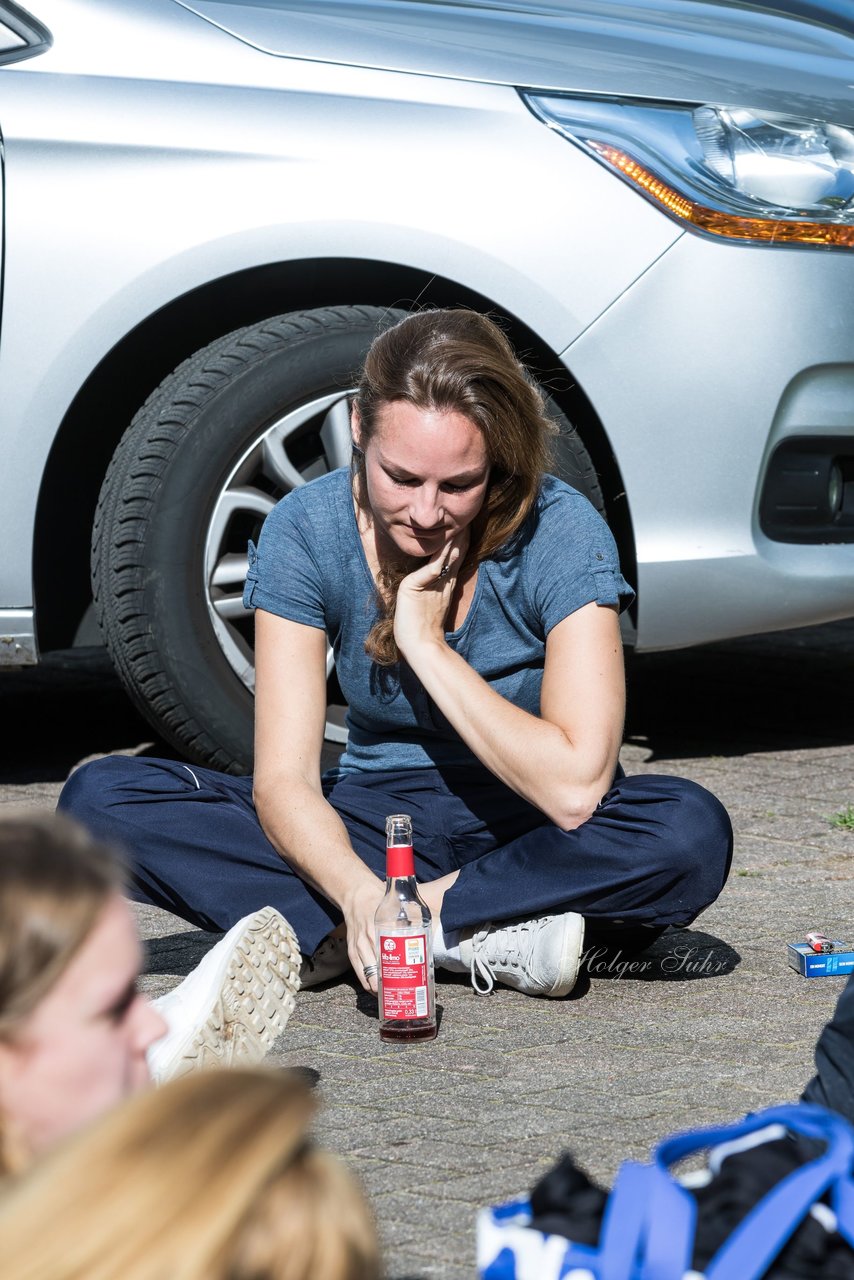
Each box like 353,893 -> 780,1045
760,436 -> 854,543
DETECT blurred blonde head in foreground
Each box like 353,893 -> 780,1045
0,1066 -> 380,1280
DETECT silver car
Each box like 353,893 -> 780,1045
1,0 -> 853,771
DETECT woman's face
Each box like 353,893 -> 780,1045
0,894 -> 167,1160
354,400 -> 491,558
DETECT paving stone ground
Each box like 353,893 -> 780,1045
2,620 -> 853,1278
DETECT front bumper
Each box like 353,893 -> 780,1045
563,229 -> 854,650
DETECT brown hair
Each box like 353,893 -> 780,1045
0,809 -> 123,1174
353,308 -> 557,665
0,1068 -> 381,1280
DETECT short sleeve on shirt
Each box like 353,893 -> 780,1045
526,482 -> 634,636
242,493 -> 327,630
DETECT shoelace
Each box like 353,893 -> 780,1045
469,917 -> 550,995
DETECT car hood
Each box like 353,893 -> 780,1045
175,0 -> 854,123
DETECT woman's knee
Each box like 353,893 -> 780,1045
656,776 -> 733,905
57,756 -> 170,839
611,773 -> 733,909
59,757 -> 130,819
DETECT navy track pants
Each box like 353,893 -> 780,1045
58,757 -> 733,957
803,973 -> 854,1126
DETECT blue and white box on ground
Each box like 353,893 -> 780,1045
788,942 -> 854,977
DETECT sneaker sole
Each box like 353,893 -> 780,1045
170,907 -> 301,1077
547,913 -> 586,998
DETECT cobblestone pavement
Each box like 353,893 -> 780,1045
2,620 -> 853,1278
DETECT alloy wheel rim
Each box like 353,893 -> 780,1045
203,390 -> 355,743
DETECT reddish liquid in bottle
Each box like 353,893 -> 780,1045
380,1019 -> 438,1043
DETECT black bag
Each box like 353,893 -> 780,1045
478,1103 -> 854,1279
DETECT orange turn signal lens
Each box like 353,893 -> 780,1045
587,141 -> 854,249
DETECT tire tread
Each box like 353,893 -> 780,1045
93,306 -> 393,772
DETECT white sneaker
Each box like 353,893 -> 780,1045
148,906 -> 301,1083
458,912 -> 585,998
299,930 -> 352,988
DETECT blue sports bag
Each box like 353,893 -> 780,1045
477,1103 -> 854,1280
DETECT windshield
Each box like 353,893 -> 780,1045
683,0 -> 854,35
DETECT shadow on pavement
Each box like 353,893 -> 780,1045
0,649 -> 165,785
145,928 -> 218,977
1,618 -> 852,785
579,927 -> 741,984
626,617 -> 854,761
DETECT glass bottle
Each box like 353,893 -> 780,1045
375,813 -> 437,1042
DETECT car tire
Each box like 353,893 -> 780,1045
92,306 -> 605,774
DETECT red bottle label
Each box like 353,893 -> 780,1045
379,932 -> 430,1021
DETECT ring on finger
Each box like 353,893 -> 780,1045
363,963 -> 378,979
438,565 -> 450,579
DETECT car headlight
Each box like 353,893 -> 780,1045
523,93 -> 854,249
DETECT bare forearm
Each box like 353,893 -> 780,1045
253,774 -> 380,910
408,640 -> 618,828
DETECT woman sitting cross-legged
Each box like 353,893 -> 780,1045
60,308 -> 733,1001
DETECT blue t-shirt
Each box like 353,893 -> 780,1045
243,469 -> 634,773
